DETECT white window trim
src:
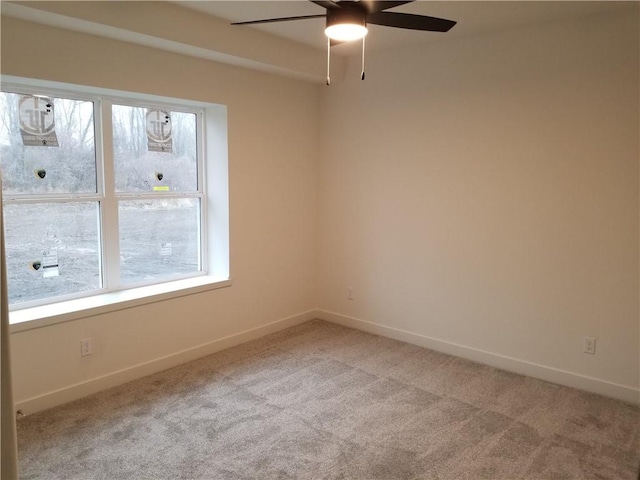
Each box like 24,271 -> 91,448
1,76 -> 230,332
9,277 -> 232,333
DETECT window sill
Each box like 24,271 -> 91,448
9,276 -> 231,333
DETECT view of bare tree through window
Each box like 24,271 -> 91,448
113,105 -> 198,192
1,92 -> 203,307
1,93 -> 101,305
113,105 -> 201,285
0,94 -> 96,195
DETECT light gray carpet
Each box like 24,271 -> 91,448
17,319 -> 640,479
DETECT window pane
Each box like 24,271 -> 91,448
0,93 -> 97,195
119,198 -> 200,284
113,105 -> 197,192
3,202 -> 101,306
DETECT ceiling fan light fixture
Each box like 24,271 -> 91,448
325,22 -> 368,41
232,0 -> 457,83
325,8 -> 368,42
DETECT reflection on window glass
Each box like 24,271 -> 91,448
0,93 -> 97,195
3,202 -> 101,305
119,198 -> 200,284
112,105 -> 198,192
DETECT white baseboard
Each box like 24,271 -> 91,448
317,310 -> 640,405
18,308 -> 639,414
16,310 -> 317,415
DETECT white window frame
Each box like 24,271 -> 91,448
2,76 -> 230,332
104,99 -> 207,290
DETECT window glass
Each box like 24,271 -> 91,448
4,202 -> 101,305
1,83 -> 212,313
112,105 -> 198,192
119,198 -> 200,285
0,93 -> 97,195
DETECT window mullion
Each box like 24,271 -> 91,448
99,100 -> 121,291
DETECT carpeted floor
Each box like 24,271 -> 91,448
17,319 -> 640,479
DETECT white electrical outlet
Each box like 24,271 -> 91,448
347,287 -> 354,300
583,337 -> 596,355
81,337 -> 93,357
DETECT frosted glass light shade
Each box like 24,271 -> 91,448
325,23 -> 368,41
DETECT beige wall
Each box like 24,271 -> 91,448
318,9 -> 639,394
2,17 -> 320,409
2,4 -> 639,410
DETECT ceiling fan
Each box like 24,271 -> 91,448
232,1 -> 457,84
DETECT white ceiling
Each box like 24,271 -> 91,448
175,1 -> 633,55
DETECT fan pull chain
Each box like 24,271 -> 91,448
326,37 -> 331,86
361,35 -> 366,81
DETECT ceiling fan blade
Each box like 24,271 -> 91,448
232,14 -> 326,26
359,1 -> 414,14
367,11 -> 456,32
310,0 -> 342,9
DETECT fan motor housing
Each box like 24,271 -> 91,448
326,8 -> 367,30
